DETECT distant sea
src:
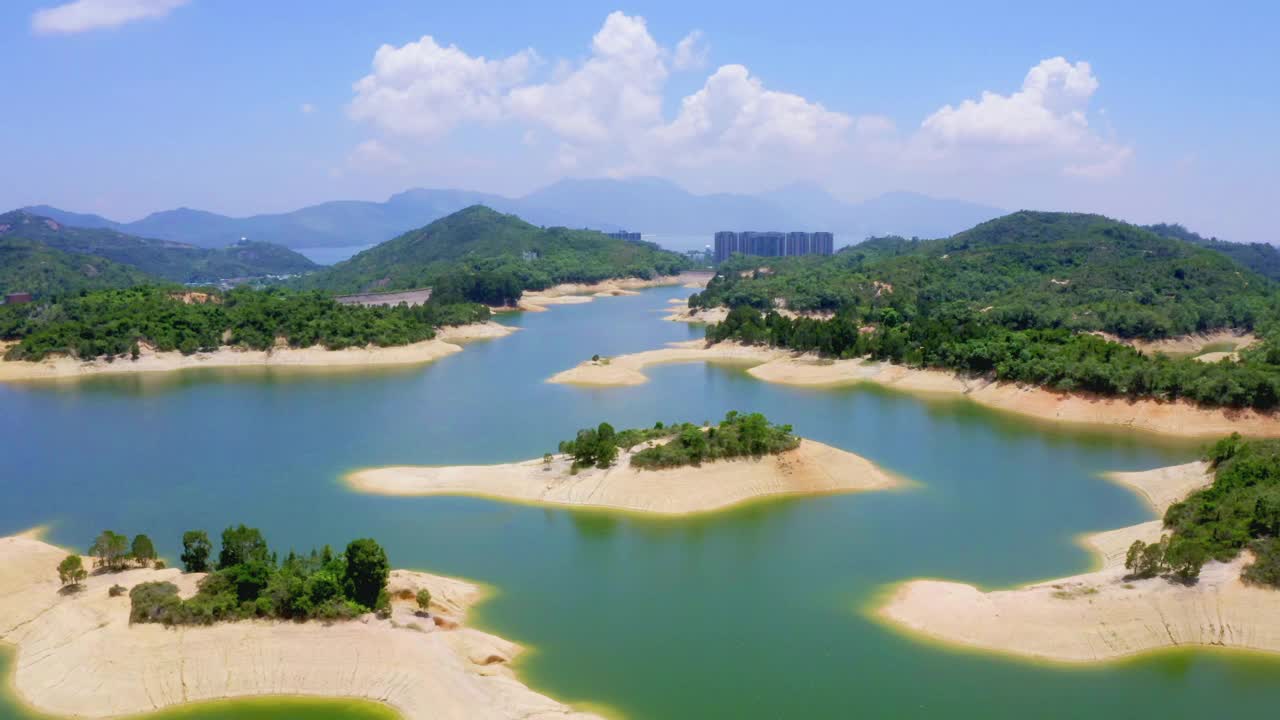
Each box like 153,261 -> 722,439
296,245 -> 373,266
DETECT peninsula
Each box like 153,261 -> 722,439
0,528 -> 599,720
347,413 -> 903,514
876,436 -> 1280,663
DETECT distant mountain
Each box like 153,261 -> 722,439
24,179 -> 1003,251
0,211 -> 316,283
0,238 -> 154,299
1144,223 -> 1280,282
306,205 -> 691,296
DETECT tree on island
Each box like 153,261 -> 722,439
218,524 -> 270,569
416,588 -> 432,615
131,534 -> 156,567
57,554 -> 87,588
344,538 -> 391,611
181,530 -> 211,572
89,530 -> 130,571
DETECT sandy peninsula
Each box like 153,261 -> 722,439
345,438 -> 903,515
549,341 -> 1280,437
0,322 -> 516,383
547,340 -> 785,386
0,530 -> 599,720
876,461 -> 1280,663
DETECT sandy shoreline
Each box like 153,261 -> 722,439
510,273 -> 710,313
0,322 -> 517,383
875,461 -> 1280,663
549,341 -> 1280,437
345,438 -> 904,515
0,530 -> 599,720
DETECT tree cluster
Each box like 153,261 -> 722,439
557,412 -> 799,472
0,286 -> 490,361
128,525 -> 391,626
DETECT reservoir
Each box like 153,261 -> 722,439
3,286 -> 1278,719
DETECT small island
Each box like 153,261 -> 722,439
1,526 -> 598,719
346,412 -> 904,514
876,434 -> 1280,663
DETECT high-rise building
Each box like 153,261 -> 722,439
714,230 -> 834,262
605,230 -> 642,242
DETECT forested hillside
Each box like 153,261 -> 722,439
0,287 -> 488,361
0,239 -> 156,299
304,205 -> 692,303
697,212 -> 1275,339
1144,223 -> 1280,282
695,212 -> 1280,410
0,211 -> 317,284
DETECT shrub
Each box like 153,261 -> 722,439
109,584 -> 127,597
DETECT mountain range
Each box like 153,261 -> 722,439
24,178 -> 1005,252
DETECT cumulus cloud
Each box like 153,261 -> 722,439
349,35 -> 538,138
919,57 -> 1130,177
672,30 -> 709,71
32,0 -> 189,35
347,16 -> 1131,189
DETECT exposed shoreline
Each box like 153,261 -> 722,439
874,461 -> 1280,663
506,273 -> 711,313
0,322 -> 517,383
0,530 -> 600,720
549,341 -> 1280,437
345,438 -> 905,515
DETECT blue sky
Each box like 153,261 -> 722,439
2,0 -> 1276,240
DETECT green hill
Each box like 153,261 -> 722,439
1144,222 -> 1280,282
0,211 -> 317,284
0,239 -> 156,299
699,211 -> 1276,339
305,205 -> 692,302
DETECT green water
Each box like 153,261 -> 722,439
3,286 -> 1279,719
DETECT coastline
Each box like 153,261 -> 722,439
549,341 -> 1280,437
0,321 -> 517,383
510,273 -> 711,313
345,438 -> 905,515
0,530 -> 600,720
874,461 -> 1280,664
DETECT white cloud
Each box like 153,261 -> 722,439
32,0 -> 189,35
300,103 -> 315,114
347,18 -> 1132,190
349,35 -> 538,139
919,57 -> 1130,177
672,30 -> 708,71
507,11 -> 667,146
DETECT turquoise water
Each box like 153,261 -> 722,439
3,286 -> 1279,719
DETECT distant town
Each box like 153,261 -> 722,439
714,231 -> 834,263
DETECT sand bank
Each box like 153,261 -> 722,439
547,340 -> 785,386
1093,329 -> 1258,358
0,531 -> 599,720
345,438 -> 903,515
551,341 -> 1280,437
876,461 -> 1280,663
0,322 -> 517,383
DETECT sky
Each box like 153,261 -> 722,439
2,0 -> 1277,241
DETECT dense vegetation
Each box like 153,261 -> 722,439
1124,435 -> 1280,586
304,205 -> 692,302
0,239 -> 155,298
0,286 -> 489,361
0,210 -> 317,284
696,212 -> 1276,339
558,412 -> 799,471
1145,223 -> 1280,282
123,525 -> 391,625
696,212 -> 1280,410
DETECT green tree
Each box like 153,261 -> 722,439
181,530 -> 211,572
218,524 -> 269,569
343,538 -> 390,610
89,530 -> 129,571
416,588 -> 432,614
131,534 -> 157,567
1163,536 -> 1207,583
57,554 -> 87,587
1124,538 -> 1167,580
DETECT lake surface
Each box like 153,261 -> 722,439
3,286 -> 1280,719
